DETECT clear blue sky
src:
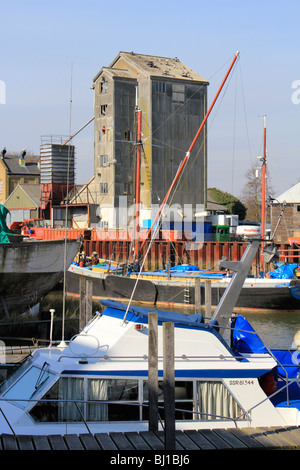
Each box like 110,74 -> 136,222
1,0 -> 299,199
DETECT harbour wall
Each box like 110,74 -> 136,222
38,228 -> 299,272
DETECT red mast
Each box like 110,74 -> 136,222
139,51 -> 240,257
134,106 -> 142,260
260,114 -> 267,271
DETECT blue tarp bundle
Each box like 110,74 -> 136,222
271,349 -> 300,379
267,263 -> 299,279
232,315 -> 300,380
231,315 -> 268,354
158,264 -> 200,272
157,265 -> 226,278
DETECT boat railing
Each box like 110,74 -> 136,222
238,373 -> 300,418
225,322 -> 299,406
0,396 -> 249,436
56,352 -> 245,363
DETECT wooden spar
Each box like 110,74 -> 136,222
138,51 -> 240,257
261,115 -> 267,270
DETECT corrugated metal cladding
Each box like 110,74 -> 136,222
114,80 -> 136,199
40,144 -> 75,184
151,81 -> 207,207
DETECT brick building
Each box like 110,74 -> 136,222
0,149 -> 40,204
270,182 -> 300,243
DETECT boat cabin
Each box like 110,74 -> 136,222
0,299 -> 299,435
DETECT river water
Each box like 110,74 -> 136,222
239,310 -> 300,350
36,288 -> 300,352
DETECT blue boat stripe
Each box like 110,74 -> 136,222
62,369 -> 270,379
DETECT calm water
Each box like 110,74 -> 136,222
38,289 -> 300,351
241,310 -> 300,350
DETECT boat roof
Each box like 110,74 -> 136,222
100,299 -> 210,328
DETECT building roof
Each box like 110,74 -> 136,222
94,51 -> 209,84
276,182 -> 300,203
6,184 -> 41,207
1,154 -> 40,176
206,190 -> 227,211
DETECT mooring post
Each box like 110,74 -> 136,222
148,312 -> 158,431
205,280 -> 212,318
195,277 -> 201,313
79,277 -> 93,331
163,322 -> 175,450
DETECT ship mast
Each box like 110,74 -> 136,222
260,114 -> 267,272
134,77 -> 142,261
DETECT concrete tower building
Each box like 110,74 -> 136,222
93,51 -> 208,229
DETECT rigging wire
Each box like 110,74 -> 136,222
231,64 -> 238,194
238,59 -> 252,164
62,63 -> 73,344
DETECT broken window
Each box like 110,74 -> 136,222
100,79 -> 108,94
100,183 -> 108,194
100,105 -> 107,116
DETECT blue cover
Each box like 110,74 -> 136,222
231,315 -> 268,353
232,316 -> 300,379
271,349 -> 300,379
157,265 -> 226,278
267,263 -> 299,279
158,264 -> 200,272
100,299 -> 204,327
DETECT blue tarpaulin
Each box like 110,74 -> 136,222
231,315 -> 268,354
232,315 -> 300,380
158,264 -> 200,272
267,263 -> 299,279
271,349 -> 300,379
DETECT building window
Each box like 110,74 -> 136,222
100,79 -> 108,94
172,84 -> 185,102
100,105 -> 107,116
100,183 -> 108,194
100,155 -> 109,167
153,81 -> 166,93
124,130 -> 132,141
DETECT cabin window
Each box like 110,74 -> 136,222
28,376 -> 244,424
86,379 -> 139,421
30,377 -> 84,422
30,377 -> 139,423
142,380 -> 194,420
196,381 -> 242,420
4,364 -> 55,408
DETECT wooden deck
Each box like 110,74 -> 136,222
1,426 -> 300,450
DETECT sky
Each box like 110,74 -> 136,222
1,0 -> 299,200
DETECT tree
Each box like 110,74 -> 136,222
208,187 -> 247,220
240,162 -> 274,222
